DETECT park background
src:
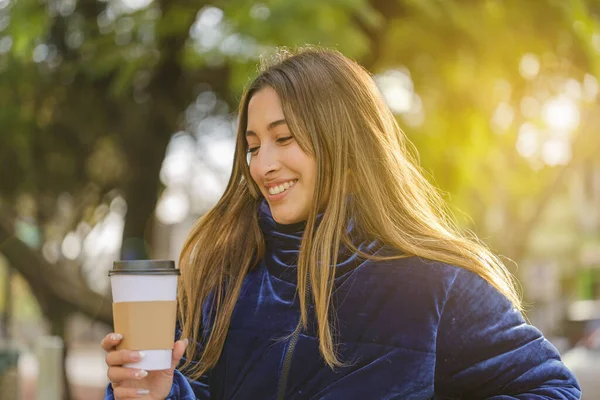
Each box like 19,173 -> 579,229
1,0 -> 600,398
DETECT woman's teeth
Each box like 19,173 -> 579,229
268,180 -> 297,195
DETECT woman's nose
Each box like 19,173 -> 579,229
255,147 -> 281,176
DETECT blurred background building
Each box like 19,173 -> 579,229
1,0 -> 599,398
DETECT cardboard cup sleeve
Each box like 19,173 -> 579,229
113,300 -> 177,351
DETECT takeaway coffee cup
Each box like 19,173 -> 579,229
109,260 -> 181,371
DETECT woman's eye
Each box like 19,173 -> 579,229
277,136 -> 293,144
247,146 -> 259,154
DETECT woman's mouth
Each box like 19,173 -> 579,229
267,179 -> 298,201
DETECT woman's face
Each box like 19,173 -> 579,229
246,86 -> 317,225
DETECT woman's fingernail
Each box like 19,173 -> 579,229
135,370 -> 148,378
183,338 -> 189,347
111,333 -> 123,341
137,389 -> 150,395
132,351 -> 145,361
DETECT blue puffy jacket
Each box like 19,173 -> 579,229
106,201 -> 581,399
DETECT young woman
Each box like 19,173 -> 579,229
103,48 -> 581,399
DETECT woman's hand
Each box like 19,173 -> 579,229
101,333 -> 189,399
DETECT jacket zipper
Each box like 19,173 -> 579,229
276,279 -> 311,400
276,322 -> 302,400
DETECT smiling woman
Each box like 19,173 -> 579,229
103,47 -> 581,400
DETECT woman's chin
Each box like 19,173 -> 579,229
273,217 -> 301,225
271,211 -> 306,225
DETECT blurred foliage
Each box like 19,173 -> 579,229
0,255 -> 41,320
372,1 -> 600,259
0,0 -> 599,305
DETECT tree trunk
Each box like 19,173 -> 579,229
118,99 -> 174,260
0,216 -> 112,325
118,0 -> 197,261
119,157 -> 164,260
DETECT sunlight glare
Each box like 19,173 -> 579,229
542,95 -> 579,132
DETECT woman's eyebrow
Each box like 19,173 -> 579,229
267,119 -> 287,130
246,119 -> 287,137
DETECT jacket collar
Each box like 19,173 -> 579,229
257,199 -> 378,284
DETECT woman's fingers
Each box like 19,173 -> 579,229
112,385 -> 151,399
107,366 -> 148,386
106,349 -> 145,367
101,333 -> 123,352
170,338 -> 189,370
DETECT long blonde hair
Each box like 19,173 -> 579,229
178,46 -> 521,379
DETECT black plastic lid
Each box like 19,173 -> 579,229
108,260 -> 180,276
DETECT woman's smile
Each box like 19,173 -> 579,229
266,179 -> 298,201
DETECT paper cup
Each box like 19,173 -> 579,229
109,260 -> 180,371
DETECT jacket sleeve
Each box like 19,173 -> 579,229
103,323 -> 210,400
169,322 -> 211,399
103,369 -> 207,400
434,267 -> 581,399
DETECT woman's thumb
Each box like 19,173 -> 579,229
171,338 -> 189,370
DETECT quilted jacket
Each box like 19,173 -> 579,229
106,200 -> 581,399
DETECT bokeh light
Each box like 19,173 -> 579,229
33,44 -> 49,63
156,188 -> 190,225
120,0 -> 153,12
375,69 -> 414,114
61,232 -> 82,260
250,4 -> 270,20
0,36 -> 11,54
519,53 -> 540,80
516,123 -> 539,159
542,95 -> 580,132
491,102 -> 514,133
0,15 -> 10,31
582,74 -> 599,101
542,137 -> 571,166
190,6 -> 224,53
42,241 -> 61,264
159,133 -> 196,186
